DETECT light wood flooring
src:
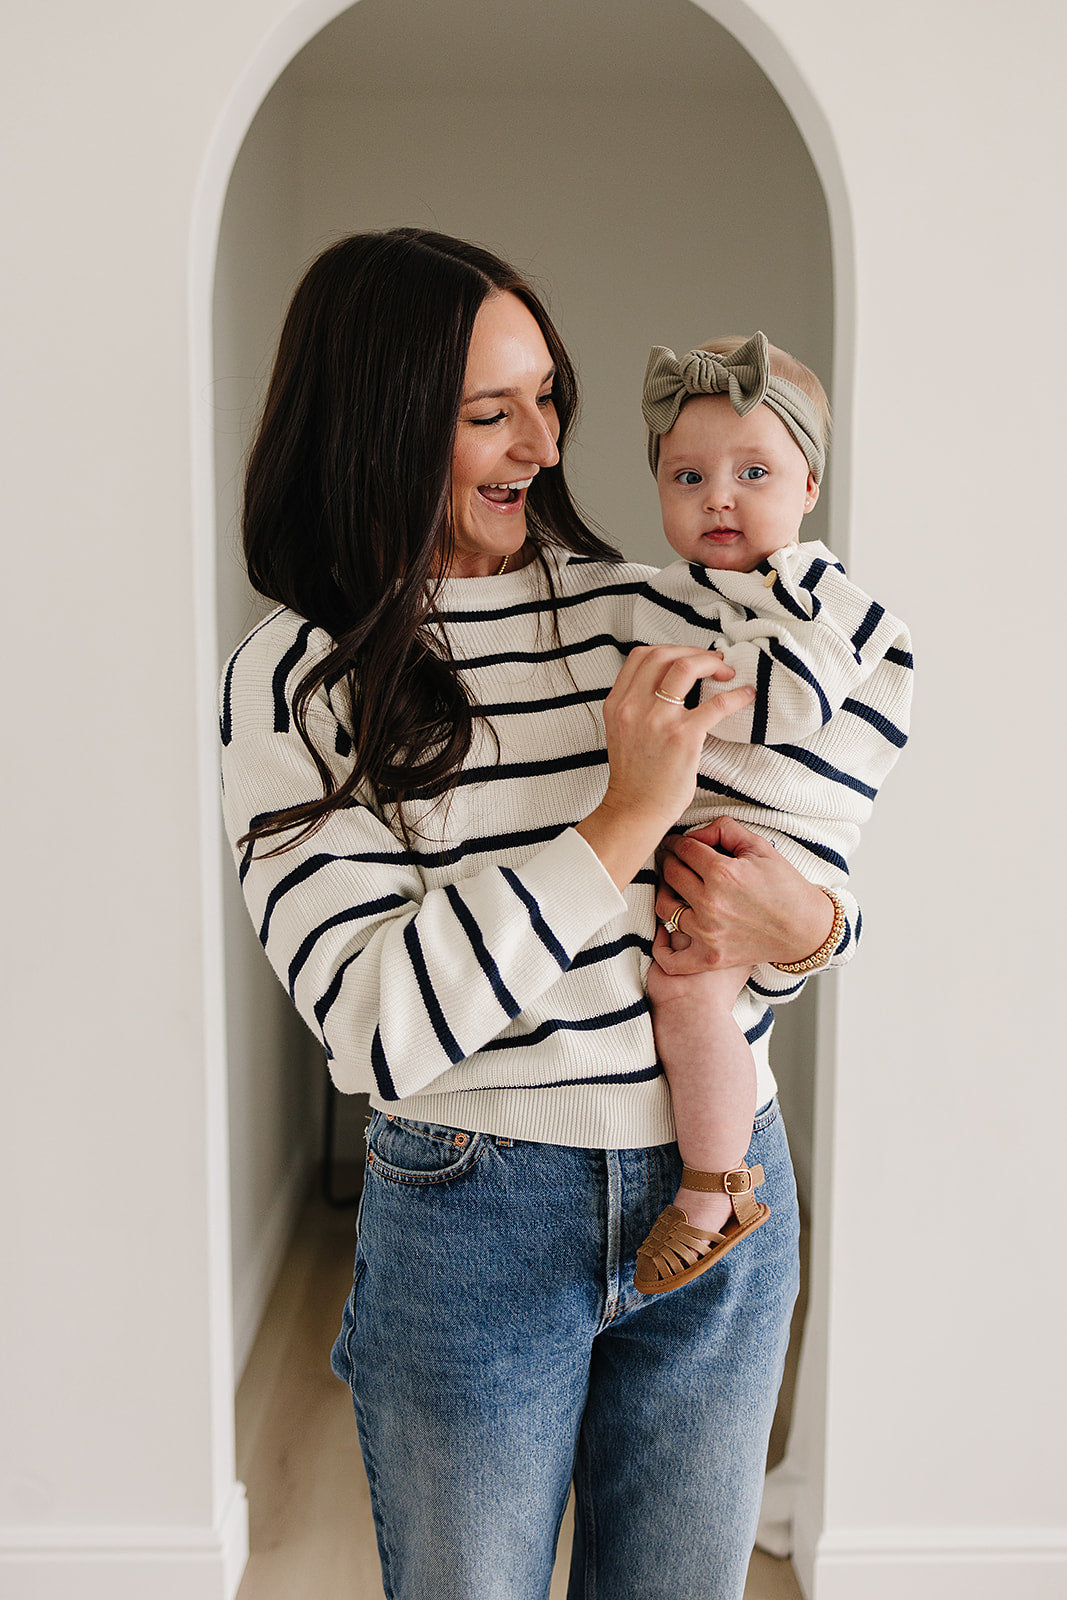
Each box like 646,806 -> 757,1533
235,1178 -> 804,1600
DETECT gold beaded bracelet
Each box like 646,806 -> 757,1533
771,887 -> 846,974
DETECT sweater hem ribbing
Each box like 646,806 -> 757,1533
370,1039 -> 776,1149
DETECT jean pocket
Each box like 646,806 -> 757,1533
752,1096 -> 780,1135
365,1110 -> 487,1186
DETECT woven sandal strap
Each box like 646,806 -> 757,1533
680,1162 -> 766,1227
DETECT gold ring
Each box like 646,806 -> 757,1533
654,689 -> 686,705
663,904 -> 688,935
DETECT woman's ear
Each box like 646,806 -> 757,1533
803,473 -> 819,514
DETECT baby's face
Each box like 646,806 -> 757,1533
656,394 -> 818,572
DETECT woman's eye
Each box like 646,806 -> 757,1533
470,411 -> 506,427
538,391 -> 555,409
677,471 -> 702,485
740,466 -> 767,480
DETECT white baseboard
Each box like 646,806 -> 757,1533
232,1142 -> 311,1382
813,1526 -> 1067,1600
0,1481 -> 248,1600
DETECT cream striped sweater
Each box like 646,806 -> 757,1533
219,546 -> 910,1149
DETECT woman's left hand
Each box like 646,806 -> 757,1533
652,815 -> 835,975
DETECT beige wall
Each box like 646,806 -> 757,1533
2,1 -> 1064,1596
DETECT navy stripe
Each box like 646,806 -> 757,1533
886,645 -> 914,669
751,652 -> 772,744
313,947 -> 363,1036
239,839 -> 255,884
501,869 -> 570,970
269,620 -> 316,734
851,600 -> 884,653
439,578 -> 646,625
259,844 -> 404,940
743,1006 -> 774,1046
759,562 -> 813,622
854,907 -> 863,945
695,772 -> 774,807
259,849 -> 394,943
239,809 -> 291,884
689,565 -> 731,601
286,895 -> 407,997
370,1027 -> 398,1101
261,824 -> 567,882
448,748 -> 607,793
766,742 -> 877,800
688,564 -> 756,619
459,633 -> 633,672
482,996 -> 649,1050
443,884 -> 521,1020
570,933 -> 651,969
841,697 -> 908,748
219,610 -> 285,745
799,556 -> 845,595
403,920 -> 465,1065
691,779 -> 855,870
637,579 -> 726,636
491,1061 -> 662,1090
775,831 -> 849,873
750,973 -> 806,1000
477,687 -> 608,718
766,637 -> 833,724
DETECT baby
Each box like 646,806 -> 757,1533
632,332 -> 912,1294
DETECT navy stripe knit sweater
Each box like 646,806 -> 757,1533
220,546 -> 909,1148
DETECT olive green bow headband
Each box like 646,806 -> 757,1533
642,330 -> 826,483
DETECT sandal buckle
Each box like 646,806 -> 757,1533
723,1168 -> 752,1195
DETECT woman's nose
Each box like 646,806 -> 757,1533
514,406 -> 560,468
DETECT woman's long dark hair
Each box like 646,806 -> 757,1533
240,228 -> 619,852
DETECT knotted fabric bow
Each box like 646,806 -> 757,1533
642,330 -> 826,482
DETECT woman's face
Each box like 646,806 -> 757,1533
447,292 -> 561,578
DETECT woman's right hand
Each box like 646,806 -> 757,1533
575,646 -> 756,889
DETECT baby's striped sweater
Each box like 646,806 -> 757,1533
219,546 -> 909,1150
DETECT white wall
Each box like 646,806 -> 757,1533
216,0 -> 832,1381
213,74 -> 323,1382
726,0 -> 1067,1592
1,2 -> 1063,1598
283,0 -> 834,565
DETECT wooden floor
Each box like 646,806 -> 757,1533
235,1182 -> 804,1600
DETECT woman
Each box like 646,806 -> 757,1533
220,229 -> 850,1600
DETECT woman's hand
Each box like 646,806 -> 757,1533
652,815 -> 836,975
575,647 -> 756,890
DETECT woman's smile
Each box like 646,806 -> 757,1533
448,292 -> 560,577
478,474 -> 535,507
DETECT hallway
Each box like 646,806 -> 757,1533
234,1189 -> 804,1600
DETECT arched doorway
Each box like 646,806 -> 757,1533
192,0 -> 852,1582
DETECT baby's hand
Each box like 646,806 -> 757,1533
648,926 -> 751,1007
647,932 -> 699,1008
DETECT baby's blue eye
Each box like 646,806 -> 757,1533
677,471 -> 702,485
740,466 -> 767,480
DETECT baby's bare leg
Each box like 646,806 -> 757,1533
646,961 -> 756,1235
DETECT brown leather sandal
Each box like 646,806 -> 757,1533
634,1162 -> 770,1295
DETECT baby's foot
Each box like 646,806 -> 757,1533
634,1165 -> 770,1294
672,1184 -> 733,1239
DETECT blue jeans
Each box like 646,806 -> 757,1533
331,1098 -> 799,1600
